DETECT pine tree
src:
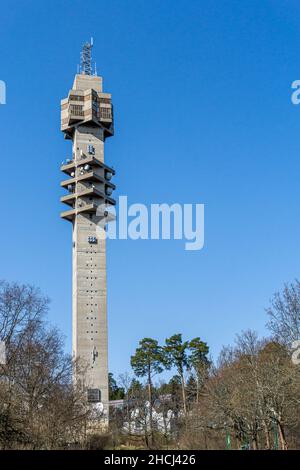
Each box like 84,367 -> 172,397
131,338 -> 166,445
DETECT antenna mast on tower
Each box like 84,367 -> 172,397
80,37 -> 94,75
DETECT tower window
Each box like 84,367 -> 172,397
87,144 -> 95,155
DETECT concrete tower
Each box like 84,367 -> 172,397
60,40 -> 115,420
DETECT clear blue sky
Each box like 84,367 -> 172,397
1,0 -> 300,377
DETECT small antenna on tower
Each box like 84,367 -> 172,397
79,38 -> 94,75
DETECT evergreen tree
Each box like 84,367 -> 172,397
164,334 -> 189,415
108,373 -> 125,400
130,338 -> 166,445
188,337 -> 210,403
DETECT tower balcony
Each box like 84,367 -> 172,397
60,195 -> 116,221
61,156 -> 115,177
60,203 -> 98,222
60,187 -> 116,207
60,171 -> 116,190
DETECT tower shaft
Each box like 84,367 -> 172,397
72,127 -> 108,410
60,67 -> 115,421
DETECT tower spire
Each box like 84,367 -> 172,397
80,37 -> 95,75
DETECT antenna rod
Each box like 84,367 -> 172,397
80,38 -> 94,75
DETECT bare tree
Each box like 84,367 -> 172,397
266,280 -> 300,346
0,281 -> 89,449
0,281 -> 49,346
206,330 -> 300,450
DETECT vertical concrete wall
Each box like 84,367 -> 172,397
61,72 -> 113,423
72,126 -> 109,419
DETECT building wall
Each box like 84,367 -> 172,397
72,125 -> 109,419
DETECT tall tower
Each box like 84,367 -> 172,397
60,40 -> 115,420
